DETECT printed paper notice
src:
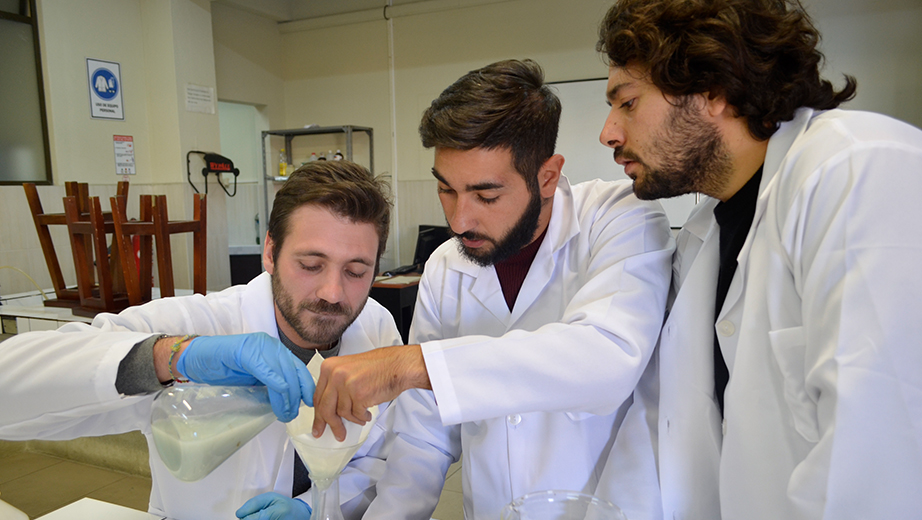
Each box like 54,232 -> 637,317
113,135 -> 136,175
185,84 -> 215,114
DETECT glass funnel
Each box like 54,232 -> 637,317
285,402 -> 380,520
150,385 -> 276,482
501,491 -> 627,520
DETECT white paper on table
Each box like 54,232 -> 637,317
374,275 -> 420,285
36,498 -> 163,519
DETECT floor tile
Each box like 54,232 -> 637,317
86,475 -> 151,511
0,452 -> 61,485
433,489 -> 464,520
0,459 -> 126,518
443,462 -> 462,493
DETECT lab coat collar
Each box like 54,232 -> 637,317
683,196 -> 720,243
718,107 -> 815,321
240,272 -> 281,339
451,175 -> 581,325
509,175 -> 580,324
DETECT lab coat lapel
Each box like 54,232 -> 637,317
467,264 -> 511,325
716,109 -> 815,364
241,272 -> 281,337
718,108 -> 814,320
509,177 -> 578,326
672,201 -> 720,320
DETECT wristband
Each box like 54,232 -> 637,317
168,334 -> 197,384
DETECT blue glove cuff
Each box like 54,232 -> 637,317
296,498 -> 312,515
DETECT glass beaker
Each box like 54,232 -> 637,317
286,402 -> 380,520
150,385 -> 276,482
501,490 -> 627,520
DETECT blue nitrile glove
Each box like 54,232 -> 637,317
176,333 -> 314,422
236,492 -> 312,520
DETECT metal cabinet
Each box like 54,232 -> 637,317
260,125 -> 373,238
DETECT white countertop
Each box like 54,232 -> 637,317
36,498 -> 166,520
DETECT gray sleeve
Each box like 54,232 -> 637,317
115,334 -> 169,395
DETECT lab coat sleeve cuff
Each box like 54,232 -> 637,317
95,333 -> 156,402
421,339 -> 462,426
115,334 -> 169,395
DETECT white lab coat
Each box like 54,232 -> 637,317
0,272 -> 402,520
365,176 -> 674,520
605,108 -> 922,520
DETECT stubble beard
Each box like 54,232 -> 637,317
452,184 -> 544,267
624,99 -> 734,201
271,272 -> 366,346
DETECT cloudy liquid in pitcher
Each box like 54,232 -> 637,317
152,411 -> 275,481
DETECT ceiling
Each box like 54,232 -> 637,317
212,0 -> 921,24
211,0 -> 430,23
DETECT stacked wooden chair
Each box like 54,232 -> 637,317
24,181 -> 128,309
24,182 -> 207,317
109,193 -> 207,306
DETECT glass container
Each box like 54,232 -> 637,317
286,402 -> 380,520
501,490 -> 627,520
150,385 -> 276,482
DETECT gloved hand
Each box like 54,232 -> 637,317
236,492 -> 312,520
176,333 -> 314,422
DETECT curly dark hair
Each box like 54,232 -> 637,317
597,0 -> 857,140
268,160 -> 392,273
419,59 -> 561,190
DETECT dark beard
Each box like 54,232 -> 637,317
271,272 -> 366,346
620,99 -> 733,200
452,185 -> 544,267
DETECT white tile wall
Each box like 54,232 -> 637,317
396,179 -> 445,265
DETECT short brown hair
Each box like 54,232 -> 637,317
419,59 -> 561,190
597,0 -> 857,140
268,160 -> 391,272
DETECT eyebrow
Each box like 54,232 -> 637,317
431,167 -> 505,192
606,81 -> 633,102
294,251 -> 375,267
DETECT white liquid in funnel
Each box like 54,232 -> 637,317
290,435 -> 362,485
285,401 -> 379,488
152,411 -> 275,481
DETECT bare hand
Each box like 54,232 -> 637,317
312,345 -> 430,441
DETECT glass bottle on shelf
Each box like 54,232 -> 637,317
278,148 -> 288,177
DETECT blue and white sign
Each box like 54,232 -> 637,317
87,58 -> 124,120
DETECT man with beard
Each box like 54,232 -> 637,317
592,0 -> 922,519
0,161 -> 401,520
312,59 -> 674,520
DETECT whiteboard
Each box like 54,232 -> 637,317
549,78 -> 698,228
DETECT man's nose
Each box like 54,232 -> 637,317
446,195 -> 476,236
316,270 -> 346,304
600,109 -> 625,149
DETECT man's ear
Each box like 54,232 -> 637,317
262,231 -> 276,275
538,154 -> 564,199
703,91 -> 731,119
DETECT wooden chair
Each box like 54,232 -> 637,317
152,193 -> 208,298
23,182 -> 128,308
109,193 -> 207,304
110,194 -> 154,306
63,195 -> 130,317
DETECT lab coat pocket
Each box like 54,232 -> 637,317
768,326 -> 820,443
